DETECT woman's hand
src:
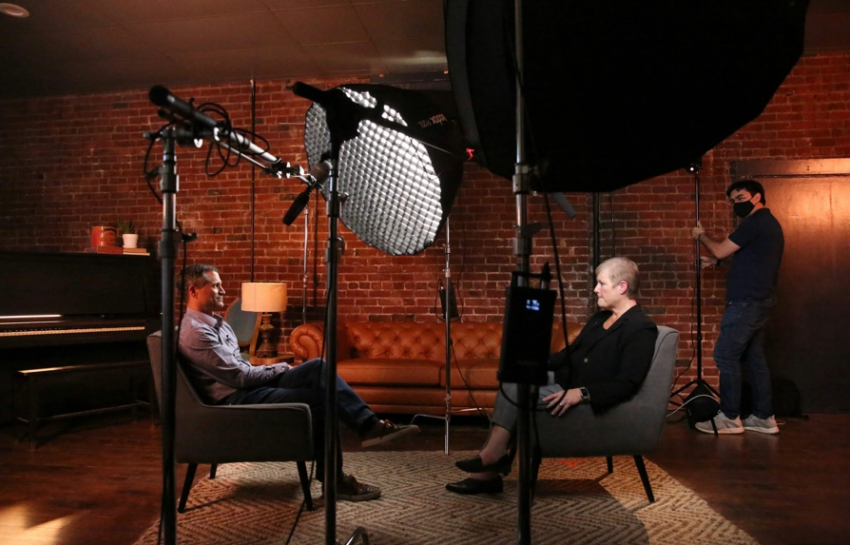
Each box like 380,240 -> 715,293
543,388 -> 583,417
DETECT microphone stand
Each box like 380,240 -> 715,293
146,87 -> 313,545
148,126 -> 179,545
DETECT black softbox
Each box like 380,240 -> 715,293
446,0 -> 809,192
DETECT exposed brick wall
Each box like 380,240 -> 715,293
1,53 -> 849,392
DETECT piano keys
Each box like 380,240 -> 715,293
0,251 -> 160,424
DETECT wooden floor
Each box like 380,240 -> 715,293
1,411 -> 848,545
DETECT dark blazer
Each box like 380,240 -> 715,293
549,305 -> 658,413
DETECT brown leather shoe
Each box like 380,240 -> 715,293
361,419 -> 420,448
336,474 -> 381,502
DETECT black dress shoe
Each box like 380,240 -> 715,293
445,477 -> 503,495
455,454 -> 512,475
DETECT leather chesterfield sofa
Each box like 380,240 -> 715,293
290,321 -> 582,415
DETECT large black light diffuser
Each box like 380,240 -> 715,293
302,84 -> 464,255
446,0 -> 809,193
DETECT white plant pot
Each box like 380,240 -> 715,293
122,233 -> 139,248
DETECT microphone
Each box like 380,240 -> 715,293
283,189 -> 312,226
282,161 -> 332,226
150,85 -> 297,176
150,85 -> 219,131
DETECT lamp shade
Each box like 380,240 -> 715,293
241,282 -> 287,312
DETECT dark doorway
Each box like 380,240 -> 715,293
734,160 -> 850,412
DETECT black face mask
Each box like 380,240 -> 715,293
733,200 -> 755,218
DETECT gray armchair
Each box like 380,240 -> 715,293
147,331 -> 315,512
223,297 -> 261,360
533,325 -> 680,503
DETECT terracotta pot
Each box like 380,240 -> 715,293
91,225 -> 117,247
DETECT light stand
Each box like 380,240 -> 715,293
411,217 -> 478,454
291,82 -> 371,545
671,161 -> 720,404
293,81 -> 463,545
511,1 -> 536,542
303,207 -> 309,325
441,220 -> 455,453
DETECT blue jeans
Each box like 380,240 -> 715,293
713,298 -> 776,419
224,358 -> 376,480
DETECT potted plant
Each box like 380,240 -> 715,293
117,219 -> 138,248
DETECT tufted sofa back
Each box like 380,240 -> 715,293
291,320 -> 581,363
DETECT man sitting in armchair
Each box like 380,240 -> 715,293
178,263 -> 419,502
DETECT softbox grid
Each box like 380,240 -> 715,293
303,87 -> 443,256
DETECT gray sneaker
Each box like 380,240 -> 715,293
742,414 -> 780,434
695,411 -> 744,435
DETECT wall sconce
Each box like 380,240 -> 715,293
241,282 -> 287,358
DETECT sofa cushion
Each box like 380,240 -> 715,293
440,358 -> 501,389
338,358 -> 443,387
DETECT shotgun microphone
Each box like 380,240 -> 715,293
283,161 -> 332,226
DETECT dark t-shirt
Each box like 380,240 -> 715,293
727,208 -> 784,301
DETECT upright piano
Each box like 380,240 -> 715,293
0,251 -> 161,424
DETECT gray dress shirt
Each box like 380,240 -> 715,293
178,308 -> 290,403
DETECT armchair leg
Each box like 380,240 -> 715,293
606,456 -> 614,474
209,464 -> 218,479
296,461 -> 315,511
632,455 -> 655,503
178,463 -> 198,513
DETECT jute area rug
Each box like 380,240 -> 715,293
134,451 -> 758,545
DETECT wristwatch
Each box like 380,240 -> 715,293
579,387 -> 591,403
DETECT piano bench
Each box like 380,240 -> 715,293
14,361 -> 152,450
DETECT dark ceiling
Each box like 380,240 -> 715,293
1,0 -> 849,101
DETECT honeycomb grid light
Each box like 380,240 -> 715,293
303,84 -> 464,256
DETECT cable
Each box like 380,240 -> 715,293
448,340 -> 490,420
149,99 -> 274,179
668,263 -> 702,396
665,393 -> 718,419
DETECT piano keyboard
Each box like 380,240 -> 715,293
0,326 -> 146,337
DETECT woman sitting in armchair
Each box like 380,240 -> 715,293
446,256 -> 658,495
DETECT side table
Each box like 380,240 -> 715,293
250,353 -> 295,366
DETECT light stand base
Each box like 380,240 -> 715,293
672,379 -> 721,428
411,407 -> 488,455
339,527 -> 370,545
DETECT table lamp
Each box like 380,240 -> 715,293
241,282 -> 287,358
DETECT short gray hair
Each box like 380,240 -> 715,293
181,264 -> 219,291
596,257 -> 640,298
